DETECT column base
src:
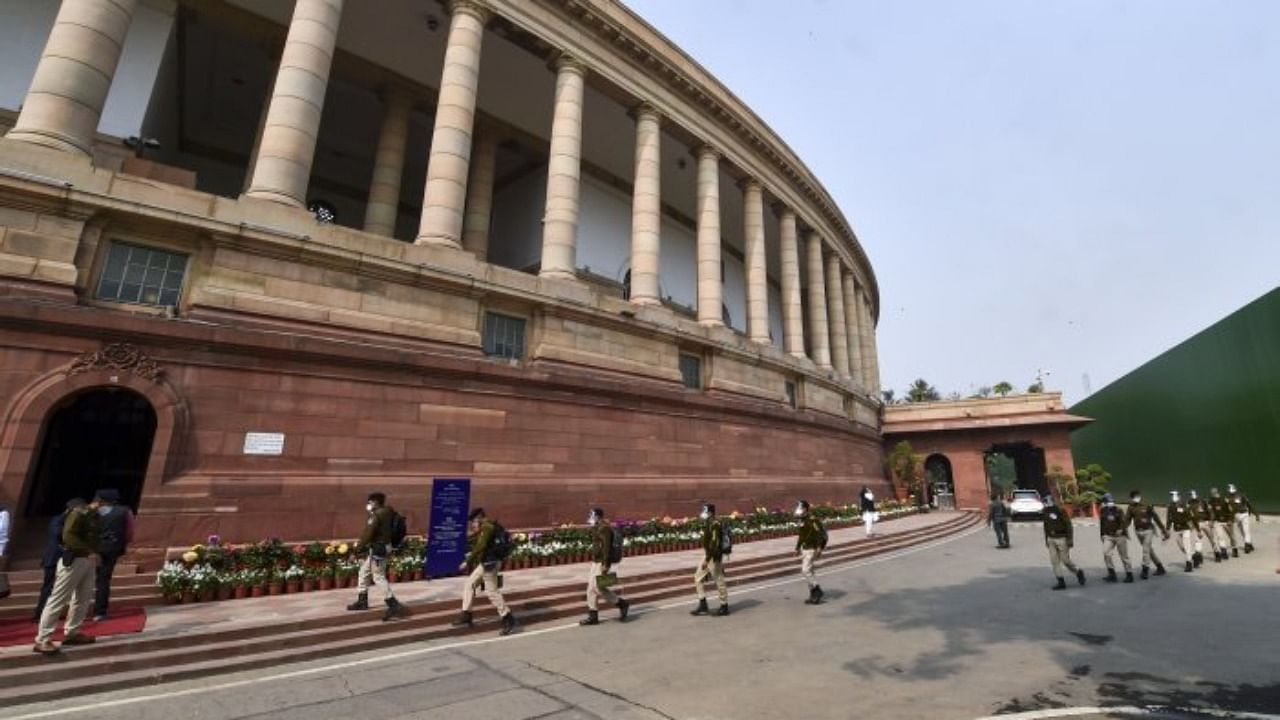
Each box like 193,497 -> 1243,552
748,333 -> 771,345
698,319 -> 724,328
629,296 -> 662,307
538,269 -> 578,281
242,189 -> 305,207
4,129 -> 91,156
414,234 -> 463,250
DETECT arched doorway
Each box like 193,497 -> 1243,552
24,388 -> 156,517
924,454 -> 955,508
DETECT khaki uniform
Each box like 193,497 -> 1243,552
1209,496 -> 1235,551
1098,505 -> 1132,573
356,505 -> 396,601
1189,498 -> 1217,557
1125,501 -> 1167,568
1165,501 -> 1199,564
693,518 -> 728,603
1227,492 -> 1257,548
36,507 -> 97,644
461,520 -> 509,617
585,522 -> 621,611
796,514 -> 828,589
1042,507 -> 1079,578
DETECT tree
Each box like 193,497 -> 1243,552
905,378 -> 941,403
945,391 -> 962,401
971,386 -> 993,399
1027,381 -> 1045,394
1046,465 -> 1077,506
881,389 -> 896,405
985,453 -> 1016,494
885,440 -> 924,505
992,381 -> 1013,397
1074,464 -> 1111,506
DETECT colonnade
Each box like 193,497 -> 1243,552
5,0 -> 882,394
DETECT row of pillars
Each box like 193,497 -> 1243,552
5,0 -> 881,393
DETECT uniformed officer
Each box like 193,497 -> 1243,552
987,493 -> 1011,549
1226,483 -> 1261,555
794,500 -> 828,604
1208,487 -> 1236,561
1042,495 -> 1085,590
1098,494 -> 1133,583
1124,490 -> 1168,579
580,507 -> 630,626
1187,489 -> 1215,566
690,503 -> 729,617
451,508 -> 516,636
1165,490 -> 1199,572
347,492 -> 408,621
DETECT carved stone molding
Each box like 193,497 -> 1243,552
67,343 -> 163,381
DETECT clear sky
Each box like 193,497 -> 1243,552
625,0 -> 1280,404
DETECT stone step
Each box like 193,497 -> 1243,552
0,513 -> 979,706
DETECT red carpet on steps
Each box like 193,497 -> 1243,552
0,608 -> 147,648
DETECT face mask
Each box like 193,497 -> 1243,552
587,516 -> 598,526
699,510 -> 710,520
1133,497 -> 1141,504
865,492 -> 874,500
366,502 -> 375,512
794,507 -> 805,517
1228,485 -> 1236,494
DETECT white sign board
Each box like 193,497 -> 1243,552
243,432 -> 285,456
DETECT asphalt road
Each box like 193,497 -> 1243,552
8,518 -> 1279,720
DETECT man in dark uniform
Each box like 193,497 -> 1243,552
795,500 -> 828,604
1226,483 -> 1260,555
452,508 -> 516,635
1166,489 -> 1199,572
1208,487 -> 1235,562
1042,495 -> 1085,590
347,492 -> 408,621
1098,493 -> 1133,583
691,503 -> 729,616
580,507 -> 630,626
1124,490 -> 1168,579
32,500 -> 73,622
92,489 -> 134,621
987,493 -> 1011,549
1187,489 -> 1214,566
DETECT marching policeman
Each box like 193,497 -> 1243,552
690,503 -> 729,617
451,508 -> 517,636
1187,489 -> 1215,566
1208,488 -> 1235,561
1226,483 -> 1260,555
1042,495 -> 1085,590
794,500 -> 828,604
347,492 -> 408,621
580,507 -> 630,626
1098,494 -> 1133,583
1165,490 -> 1199,572
1124,490 -> 1168,579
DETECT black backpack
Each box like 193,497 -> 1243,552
720,523 -> 733,555
388,510 -> 407,550
608,527 -> 625,564
486,522 -> 514,562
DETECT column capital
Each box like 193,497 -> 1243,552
696,144 -> 720,162
774,202 -> 796,221
550,52 -> 589,76
628,101 -> 663,123
445,0 -> 492,24
376,82 -> 417,109
737,176 -> 762,193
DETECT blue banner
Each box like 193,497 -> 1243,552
424,477 -> 471,579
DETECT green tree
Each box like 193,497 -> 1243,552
993,381 -> 1013,397
1074,464 -> 1111,506
985,453 -> 1016,493
886,441 -> 924,505
971,386 -> 993,399
1027,381 -> 1045,394
881,389 -> 897,405
1046,465 -> 1077,505
905,378 -> 941,403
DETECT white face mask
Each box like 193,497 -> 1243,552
794,507 -> 805,517
587,516 -> 598,526
1228,485 -> 1236,494
699,510 -> 710,520
1133,497 -> 1141,504
865,492 -> 874,501
366,502 -> 375,512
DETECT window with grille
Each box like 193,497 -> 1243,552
96,242 -> 188,308
482,312 -> 526,360
785,380 -> 797,409
679,353 -> 702,390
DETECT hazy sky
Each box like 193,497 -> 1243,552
626,0 -> 1279,404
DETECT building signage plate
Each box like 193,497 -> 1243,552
425,477 -> 471,579
243,432 -> 286,455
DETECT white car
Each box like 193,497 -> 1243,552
1008,490 -> 1046,520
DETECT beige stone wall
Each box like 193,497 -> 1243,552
709,353 -> 787,403
804,380 -> 847,418
532,310 -> 683,383
0,202 -> 83,288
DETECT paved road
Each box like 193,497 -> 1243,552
8,519 -> 1278,720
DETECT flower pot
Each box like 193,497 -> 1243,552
388,570 -> 400,583
318,577 -> 333,591
251,585 -> 266,598
412,569 -> 423,581
164,594 -> 180,605
198,587 -> 216,603
216,585 -> 233,602
180,590 -> 196,604
233,585 -> 249,600
286,580 -> 300,594
302,579 -> 316,593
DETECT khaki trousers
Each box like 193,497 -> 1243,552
693,556 -> 728,603
1047,537 -> 1078,578
1234,514 -> 1252,546
1213,521 -> 1233,550
586,562 -> 620,611
1136,529 -> 1162,567
356,555 -> 394,600
1102,535 -> 1132,572
36,556 -> 93,644
462,562 -> 508,616
800,548 -> 819,588
1195,524 -> 1219,555
1174,529 -> 1194,563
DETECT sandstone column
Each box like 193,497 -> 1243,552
416,0 -> 489,247
461,129 -> 498,259
7,0 -> 140,154
539,56 -> 587,279
805,232 -> 831,369
742,179 -> 769,343
778,208 -> 805,358
841,269 -> 865,388
825,254 -> 850,376
628,103 -> 662,305
362,88 -> 413,236
695,145 -> 722,326
866,293 -> 882,393
857,286 -> 879,394
244,0 -> 345,206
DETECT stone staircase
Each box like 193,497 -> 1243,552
0,511 -> 980,708
0,565 -> 160,622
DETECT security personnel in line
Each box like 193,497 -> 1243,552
1124,490 -> 1168,579
1165,490 -> 1199,572
1187,489 -> 1215,566
1208,487 -> 1236,561
1098,494 -> 1134,583
794,500 -> 828,604
580,507 -> 630,626
1042,495 -> 1085,590
347,492 -> 408,621
451,508 -> 516,636
691,503 -> 729,617
1226,483 -> 1261,555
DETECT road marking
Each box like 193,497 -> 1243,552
5,522 -> 981,720
970,706 -> 1280,720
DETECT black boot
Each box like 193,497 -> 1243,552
579,610 -> 600,626
1245,542 -> 1255,553
715,603 -> 730,616
1193,552 -> 1203,567
1104,568 -> 1118,583
1052,577 -> 1067,590
1154,563 -> 1166,576
1185,561 -> 1193,572
346,592 -> 368,611
1140,566 -> 1150,580
617,598 -> 630,622
382,597 -> 408,622
1123,571 -> 1134,583
1214,551 -> 1222,563
451,611 -> 474,628
1232,548 -> 1239,558
814,585 -> 824,603
1076,569 -> 1086,586
804,586 -> 818,604
690,598 -> 710,616
499,612 -> 517,636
